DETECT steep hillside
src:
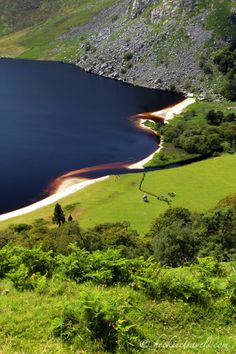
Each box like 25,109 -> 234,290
0,0 -> 48,33
0,0 -> 235,96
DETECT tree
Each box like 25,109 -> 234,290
68,215 -> 73,222
196,207 -> 236,261
222,80 -> 236,101
225,113 -> 236,122
153,221 -> 196,267
53,203 -> 65,227
206,110 -> 224,125
151,208 -> 196,266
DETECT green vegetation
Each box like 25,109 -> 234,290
204,0 -> 236,40
145,100 -> 236,168
0,2 -> 235,351
1,196 -> 236,352
214,44 -> 236,101
0,261 -> 235,353
123,51 -> 133,61
0,0 -> 116,60
203,0 -> 236,101
1,154 -> 236,234
53,203 -> 66,227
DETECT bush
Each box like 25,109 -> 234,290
126,61 -> 133,69
206,110 -> 224,125
0,245 -> 54,289
9,223 -> 32,233
155,271 -> 211,306
123,52 -> 133,61
222,75 -> 236,101
52,307 -> 81,342
153,221 -> 196,267
214,45 -> 236,101
52,291 -> 142,351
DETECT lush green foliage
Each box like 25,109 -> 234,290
151,201 -> 236,266
1,195 -> 236,352
159,109 -> 236,156
214,44 -> 236,101
146,101 -> 236,168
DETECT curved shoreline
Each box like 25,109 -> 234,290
0,176 -> 109,222
0,97 -> 195,222
128,97 -> 196,169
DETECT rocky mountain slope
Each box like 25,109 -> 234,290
0,0 -> 235,97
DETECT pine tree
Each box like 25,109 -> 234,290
53,203 -> 65,227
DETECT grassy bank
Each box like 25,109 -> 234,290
1,154 -> 236,233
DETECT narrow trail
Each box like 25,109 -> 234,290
138,172 -> 158,198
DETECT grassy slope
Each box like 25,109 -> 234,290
0,265 -> 235,353
1,153 -> 236,233
0,0 -> 116,60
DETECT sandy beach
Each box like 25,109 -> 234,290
0,176 -> 109,222
151,97 -> 196,121
0,97 -> 195,222
128,97 -> 196,169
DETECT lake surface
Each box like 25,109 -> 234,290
0,59 -> 184,213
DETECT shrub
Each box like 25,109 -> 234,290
112,14 -> 119,22
7,264 -> 29,290
123,52 -> 133,61
155,271 -> 211,306
222,75 -> 236,101
82,293 -> 141,352
52,307 -> 81,342
9,223 -> 32,233
126,61 -> 133,69
52,291 -> 142,351
153,221 -> 196,267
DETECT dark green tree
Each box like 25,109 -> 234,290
151,208 -> 196,266
153,221 -> 196,267
68,215 -> 73,222
53,203 -> 65,227
206,110 -> 224,125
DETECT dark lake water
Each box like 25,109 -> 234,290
0,59 -> 184,213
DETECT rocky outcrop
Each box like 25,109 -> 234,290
151,0 -> 197,23
75,0 -> 216,97
128,0 -> 198,22
128,0 -> 153,18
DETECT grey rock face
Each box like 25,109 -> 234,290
75,0 -> 218,98
151,0 -> 198,23
128,0 -> 153,18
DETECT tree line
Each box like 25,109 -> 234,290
1,193 -> 236,267
160,109 -> 236,156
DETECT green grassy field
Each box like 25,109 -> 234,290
1,153 -> 236,233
